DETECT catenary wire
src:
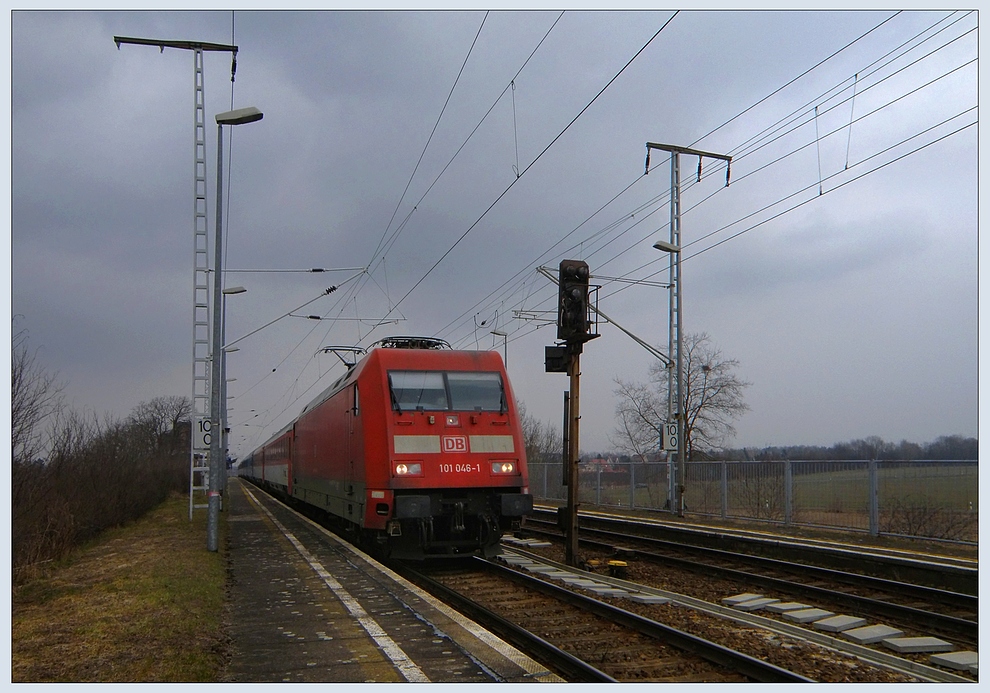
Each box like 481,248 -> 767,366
231,10 -> 968,454
433,12 -> 951,347
452,51 -> 975,352
380,12 -> 681,323
233,13 -> 561,449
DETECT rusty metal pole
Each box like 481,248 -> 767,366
540,260 -> 596,568
565,346 -> 581,567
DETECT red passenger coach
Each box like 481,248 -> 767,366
244,337 -> 533,559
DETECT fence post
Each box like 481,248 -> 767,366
668,457 -> 675,514
596,466 -> 601,506
868,459 -> 879,536
784,460 -> 793,526
720,460 -> 728,519
630,463 -> 636,509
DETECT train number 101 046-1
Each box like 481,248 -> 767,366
439,463 -> 481,474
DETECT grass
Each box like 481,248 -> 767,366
11,492 -> 227,683
560,462 -> 979,518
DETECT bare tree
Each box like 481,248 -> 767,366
610,379 -> 664,462
13,401 -> 190,580
517,402 -> 566,500
517,402 -> 563,465
612,333 -> 750,461
129,395 -> 191,456
12,325 -> 64,465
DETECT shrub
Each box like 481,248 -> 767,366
12,405 -> 189,584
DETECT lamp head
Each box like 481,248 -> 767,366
653,240 -> 681,253
216,106 -> 263,126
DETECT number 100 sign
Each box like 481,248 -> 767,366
661,422 -> 679,451
194,418 -> 212,451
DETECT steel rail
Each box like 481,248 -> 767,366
504,545 -> 971,684
533,508 -> 977,595
483,558 -> 814,683
394,563 -> 616,683
523,520 -> 977,645
527,509 -> 978,603
401,559 -> 812,683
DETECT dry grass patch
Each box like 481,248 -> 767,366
12,493 -> 227,682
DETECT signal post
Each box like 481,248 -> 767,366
545,260 -> 598,567
564,341 -> 582,566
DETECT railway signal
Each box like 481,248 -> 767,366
544,345 -> 568,373
557,259 -> 592,341
543,260 -> 601,568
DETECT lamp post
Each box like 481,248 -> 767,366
646,142 -> 730,518
220,287 -> 246,453
653,238 -> 681,513
220,287 -> 245,508
208,107 -> 262,553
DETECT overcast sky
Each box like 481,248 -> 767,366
10,8 -> 979,459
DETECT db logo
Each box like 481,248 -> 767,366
442,435 -> 468,453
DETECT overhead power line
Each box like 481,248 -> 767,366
232,12 -> 681,450
383,11 -> 681,321
439,12 -> 975,352
367,11 -> 491,268
438,14 -> 927,345
234,11 -> 975,454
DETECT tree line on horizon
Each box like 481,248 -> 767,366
719,434 -> 978,462
577,435 -> 978,464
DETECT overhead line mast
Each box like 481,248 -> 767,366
646,142 -> 731,517
114,36 -> 239,522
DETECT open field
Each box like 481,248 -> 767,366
532,460 -> 979,542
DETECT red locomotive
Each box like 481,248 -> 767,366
239,336 -> 533,559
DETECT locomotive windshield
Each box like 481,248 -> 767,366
389,370 -> 505,412
448,372 -> 503,411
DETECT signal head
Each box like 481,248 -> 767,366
557,259 -> 591,341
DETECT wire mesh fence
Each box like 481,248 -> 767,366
528,459 -> 978,543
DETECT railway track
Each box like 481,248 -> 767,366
495,545 -> 973,682
245,482 -> 973,682
529,507 -> 977,594
521,517 -> 977,649
395,557 -> 814,683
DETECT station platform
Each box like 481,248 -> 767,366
222,477 -> 562,683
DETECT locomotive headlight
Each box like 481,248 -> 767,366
395,462 -> 422,476
491,461 -> 515,474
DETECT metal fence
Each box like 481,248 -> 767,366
527,459 -> 978,544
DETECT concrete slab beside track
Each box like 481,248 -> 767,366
223,478 -> 563,683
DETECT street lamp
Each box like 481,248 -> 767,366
653,238 -> 683,516
652,240 -> 680,254
208,107 -> 262,553
647,141 -> 730,518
